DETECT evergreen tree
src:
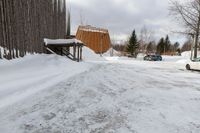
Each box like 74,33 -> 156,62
157,37 -> 165,54
126,30 -> 138,57
164,35 -> 171,53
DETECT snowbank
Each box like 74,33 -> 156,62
82,47 -> 105,61
0,54 -> 92,109
103,48 -> 119,57
0,46 -> 106,108
162,56 -> 184,62
181,51 -> 200,58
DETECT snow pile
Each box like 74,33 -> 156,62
181,51 -> 192,58
0,54 -> 92,109
181,51 -> 200,58
104,56 -> 120,61
0,46 -> 105,109
162,56 -> 184,62
103,48 -> 120,57
82,46 -> 105,61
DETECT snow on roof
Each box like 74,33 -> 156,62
44,38 -> 83,45
78,25 -> 108,34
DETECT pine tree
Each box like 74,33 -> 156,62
157,37 -> 165,54
126,30 -> 138,57
164,35 -> 171,53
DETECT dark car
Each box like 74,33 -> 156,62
144,54 -> 162,61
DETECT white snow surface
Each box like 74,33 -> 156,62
0,51 -> 200,133
44,38 -> 83,45
181,51 -> 200,58
0,54 -> 92,109
82,47 -> 105,61
103,48 -> 120,56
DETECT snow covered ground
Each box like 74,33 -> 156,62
0,50 -> 200,133
0,53 -> 93,109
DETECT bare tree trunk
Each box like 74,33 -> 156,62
0,0 -> 67,59
194,15 -> 200,58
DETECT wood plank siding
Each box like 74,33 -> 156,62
76,25 -> 111,54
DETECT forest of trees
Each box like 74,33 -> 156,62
112,32 -> 183,56
0,0 -> 67,59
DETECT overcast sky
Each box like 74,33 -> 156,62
69,0 -> 186,44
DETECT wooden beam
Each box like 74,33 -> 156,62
80,46 -> 82,61
73,45 -> 76,61
77,46 -> 80,62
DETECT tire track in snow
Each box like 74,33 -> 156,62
0,62 -> 200,133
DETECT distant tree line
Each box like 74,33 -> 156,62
0,0 -> 67,59
112,29 -> 188,56
156,35 -> 181,55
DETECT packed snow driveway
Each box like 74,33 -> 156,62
0,60 -> 200,133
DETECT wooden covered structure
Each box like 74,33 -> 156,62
76,25 -> 111,54
44,38 -> 84,62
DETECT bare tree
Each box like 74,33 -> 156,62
181,38 -> 193,52
139,25 -> 155,53
170,0 -> 200,58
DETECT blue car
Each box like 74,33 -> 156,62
144,54 -> 162,61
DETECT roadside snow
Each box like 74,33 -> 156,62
181,51 -> 200,58
0,54 -> 92,108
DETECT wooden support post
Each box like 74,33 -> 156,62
77,45 -> 80,62
80,46 -> 82,61
61,47 -> 63,56
73,45 -> 76,61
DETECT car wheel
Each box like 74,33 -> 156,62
186,64 -> 191,70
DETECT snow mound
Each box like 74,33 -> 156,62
162,56 -> 184,62
181,51 -> 200,58
0,54 -> 92,109
103,48 -> 120,57
82,46 -> 105,61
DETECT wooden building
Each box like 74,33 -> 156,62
76,25 -> 111,54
